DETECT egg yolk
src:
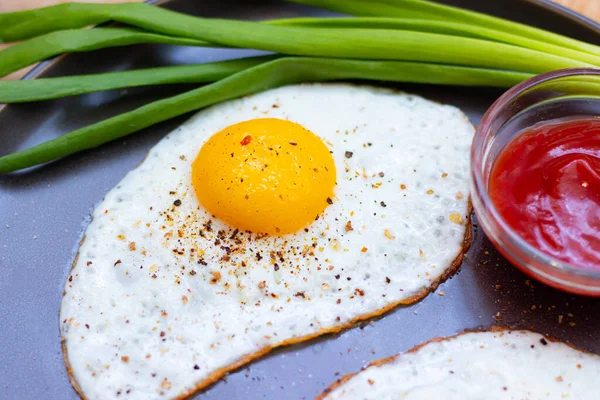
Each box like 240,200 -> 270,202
192,118 -> 336,235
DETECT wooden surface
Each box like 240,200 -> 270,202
0,0 -> 598,80
554,0 -> 600,20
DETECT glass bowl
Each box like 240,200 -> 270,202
471,68 -> 600,296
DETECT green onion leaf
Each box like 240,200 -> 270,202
0,27 -> 214,78
0,56 -> 273,103
270,17 -> 600,66
288,0 -> 600,56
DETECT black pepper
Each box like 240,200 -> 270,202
345,151 -> 353,158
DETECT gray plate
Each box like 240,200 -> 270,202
1,1 -> 600,399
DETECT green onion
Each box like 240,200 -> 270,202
1,1 -> 597,79
0,3 -> 115,43
0,2 -> 417,43
0,56 -> 273,103
288,0 -> 600,56
0,14 -> 591,79
3,1 -> 598,58
0,27 -> 213,78
270,17 -> 600,66
0,57 -> 532,173
0,2 -> 428,42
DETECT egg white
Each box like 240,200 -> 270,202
60,83 -> 473,399
321,329 -> 600,400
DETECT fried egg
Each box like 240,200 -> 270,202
319,329 -> 600,399
60,83 -> 473,399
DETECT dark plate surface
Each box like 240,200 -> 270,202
1,1 -> 600,399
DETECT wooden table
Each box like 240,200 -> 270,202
1,0 -> 598,80
554,0 -> 600,20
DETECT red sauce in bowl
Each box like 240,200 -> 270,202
489,118 -> 600,270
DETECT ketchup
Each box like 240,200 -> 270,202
489,118 -> 600,270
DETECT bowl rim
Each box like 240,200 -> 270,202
471,67 -> 600,281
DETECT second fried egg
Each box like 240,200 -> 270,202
60,83 -> 473,399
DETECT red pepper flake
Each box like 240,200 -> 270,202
385,277 -> 391,284
354,288 -> 365,296
209,271 -> 221,284
114,260 -> 122,266
160,331 -> 166,337
86,261 -> 92,266
128,242 -> 136,251
345,221 -> 354,232
68,276 -> 73,282
361,247 -> 368,253
289,141 -> 297,146
240,135 -> 252,146
294,292 -> 306,299
367,379 -> 375,385
85,324 -> 90,329
121,356 -> 129,363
